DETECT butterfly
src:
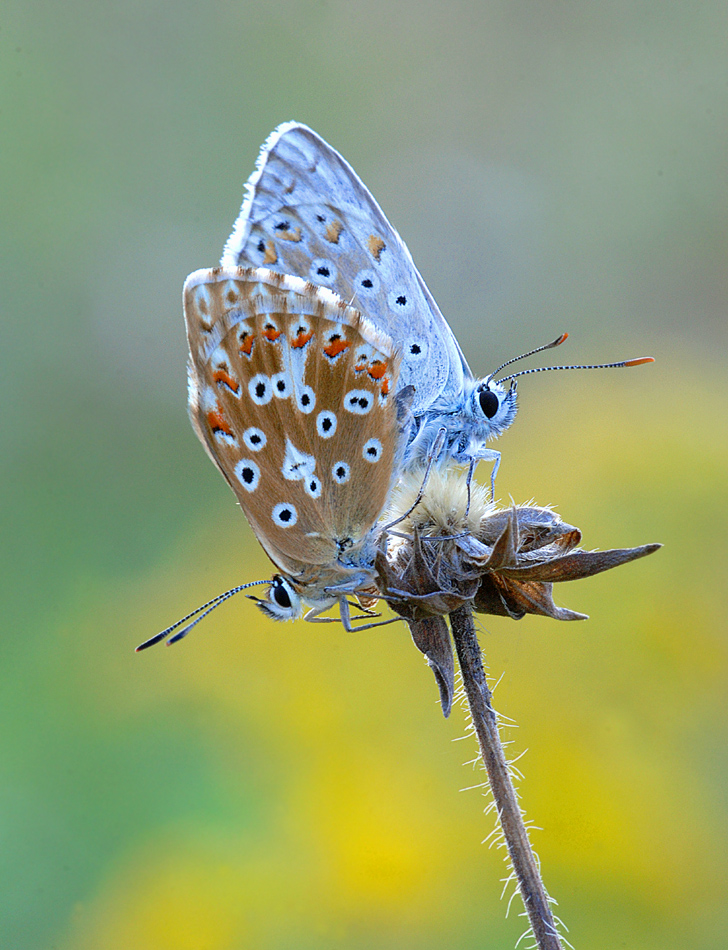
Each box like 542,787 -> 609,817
219,122 -> 653,494
216,122 -> 529,494
136,267 -> 413,650
137,125 -> 653,649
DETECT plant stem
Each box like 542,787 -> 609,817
450,604 -> 564,950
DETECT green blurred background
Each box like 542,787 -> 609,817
3,1 -> 727,948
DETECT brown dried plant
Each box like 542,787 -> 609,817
374,469 -> 660,950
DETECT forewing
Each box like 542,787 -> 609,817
220,122 -> 470,412
184,266 -> 404,578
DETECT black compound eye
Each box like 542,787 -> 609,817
272,580 -> 292,609
478,387 -> 500,419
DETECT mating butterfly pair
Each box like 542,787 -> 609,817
137,123 -> 652,650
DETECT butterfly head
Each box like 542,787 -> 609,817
471,377 -> 518,439
461,333 -> 572,446
248,574 -> 304,622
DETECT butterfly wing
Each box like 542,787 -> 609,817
184,266 -> 406,581
221,122 -> 471,415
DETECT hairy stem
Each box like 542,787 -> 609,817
450,604 -> 564,950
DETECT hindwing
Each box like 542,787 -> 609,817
184,266 -> 404,579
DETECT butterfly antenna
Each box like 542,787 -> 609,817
497,356 -> 654,384
135,580 -> 269,652
486,333 -> 569,385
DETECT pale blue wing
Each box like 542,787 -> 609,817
221,122 -> 472,414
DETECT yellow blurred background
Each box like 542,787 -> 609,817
3,2 -> 727,948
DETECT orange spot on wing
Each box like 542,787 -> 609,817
263,240 -> 277,265
291,330 -> 314,348
278,227 -> 302,242
239,332 -> 255,356
368,235 -> 386,261
324,337 -> 350,359
207,409 -> 233,436
263,325 -> 283,342
380,377 -> 390,397
212,368 -> 240,393
367,360 -> 388,380
325,220 -> 343,243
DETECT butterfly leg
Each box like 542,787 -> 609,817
488,450 -> 500,501
301,600 -> 381,626
464,457 -> 476,518
302,605 -> 341,624
345,599 -> 379,617
301,594 -> 396,630
336,597 -> 400,632
467,448 -> 500,502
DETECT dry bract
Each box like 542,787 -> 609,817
375,470 -> 661,717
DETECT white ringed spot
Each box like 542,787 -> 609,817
354,269 -> 381,296
344,389 -> 373,415
235,459 -> 260,493
304,475 -> 322,499
404,338 -> 428,362
309,258 -> 337,286
243,427 -> 267,452
332,461 -> 351,485
387,288 -> 414,315
272,503 -> 298,528
249,374 -> 273,405
316,410 -> 337,439
271,371 -> 292,399
296,385 -> 316,414
362,438 -> 384,463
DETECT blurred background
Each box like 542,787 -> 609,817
2,1 -> 727,948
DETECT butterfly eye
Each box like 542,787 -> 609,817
478,387 -> 500,419
271,578 -> 292,609
255,575 -> 302,622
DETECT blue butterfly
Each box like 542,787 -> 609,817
221,123 -> 652,494
220,122 -> 533,493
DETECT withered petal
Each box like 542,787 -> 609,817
497,543 -> 662,583
484,508 -> 519,569
473,575 -> 528,619
478,507 -> 581,552
474,575 -> 588,621
408,616 -> 455,718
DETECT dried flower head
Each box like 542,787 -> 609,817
376,469 -> 661,716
